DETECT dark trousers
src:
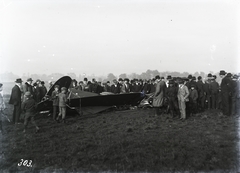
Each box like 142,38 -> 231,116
0,112 -> 2,130
211,93 -> 218,109
221,92 -> 230,116
206,94 -> 211,109
198,95 -> 205,111
231,97 -> 237,116
216,92 -> 221,110
168,98 -> 179,117
24,112 -> 37,129
12,104 -> 21,123
190,100 -> 197,114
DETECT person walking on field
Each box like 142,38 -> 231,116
9,78 -> 23,124
177,78 -> 189,121
21,91 -> 40,133
153,75 -> 166,116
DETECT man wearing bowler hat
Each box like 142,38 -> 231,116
9,78 -> 23,124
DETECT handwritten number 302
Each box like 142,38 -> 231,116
18,159 -> 32,167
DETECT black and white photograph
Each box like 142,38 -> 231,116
0,0 -> 240,172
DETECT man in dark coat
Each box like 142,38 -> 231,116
110,79 -> 120,94
230,74 -> 238,116
166,79 -> 179,118
203,74 -> 212,109
89,79 -> 99,94
209,75 -> 219,109
141,79 -> 151,94
39,81 -> 47,101
237,73 -> 240,116
9,78 -> 23,124
23,78 -> 34,95
220,70 -> 232,116
196,76 -> 204,111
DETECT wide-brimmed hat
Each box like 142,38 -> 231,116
15,78 -> 22,83
219,70 -> 226,75
27,78 -> 33,82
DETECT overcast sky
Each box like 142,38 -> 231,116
0,0 -> 239,77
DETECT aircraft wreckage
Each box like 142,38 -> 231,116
37,76 -> 149,115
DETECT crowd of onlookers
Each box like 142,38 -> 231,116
1,69 -> 240,133
67,70 -> 240,120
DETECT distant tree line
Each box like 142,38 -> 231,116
0,70 -> 217,83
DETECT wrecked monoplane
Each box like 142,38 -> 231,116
37,76 -> 145,115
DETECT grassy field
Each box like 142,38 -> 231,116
0,93 -> 239,173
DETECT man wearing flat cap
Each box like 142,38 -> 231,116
9,78 -> 23,124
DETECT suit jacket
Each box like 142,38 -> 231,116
9,85 -> 22,105
177,85 -> 189,102
221,76 -> 231,93
209,80 -> 219,94
120,83 -> 130,93
110,84 -> 120,94
23,82 -> 34,94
